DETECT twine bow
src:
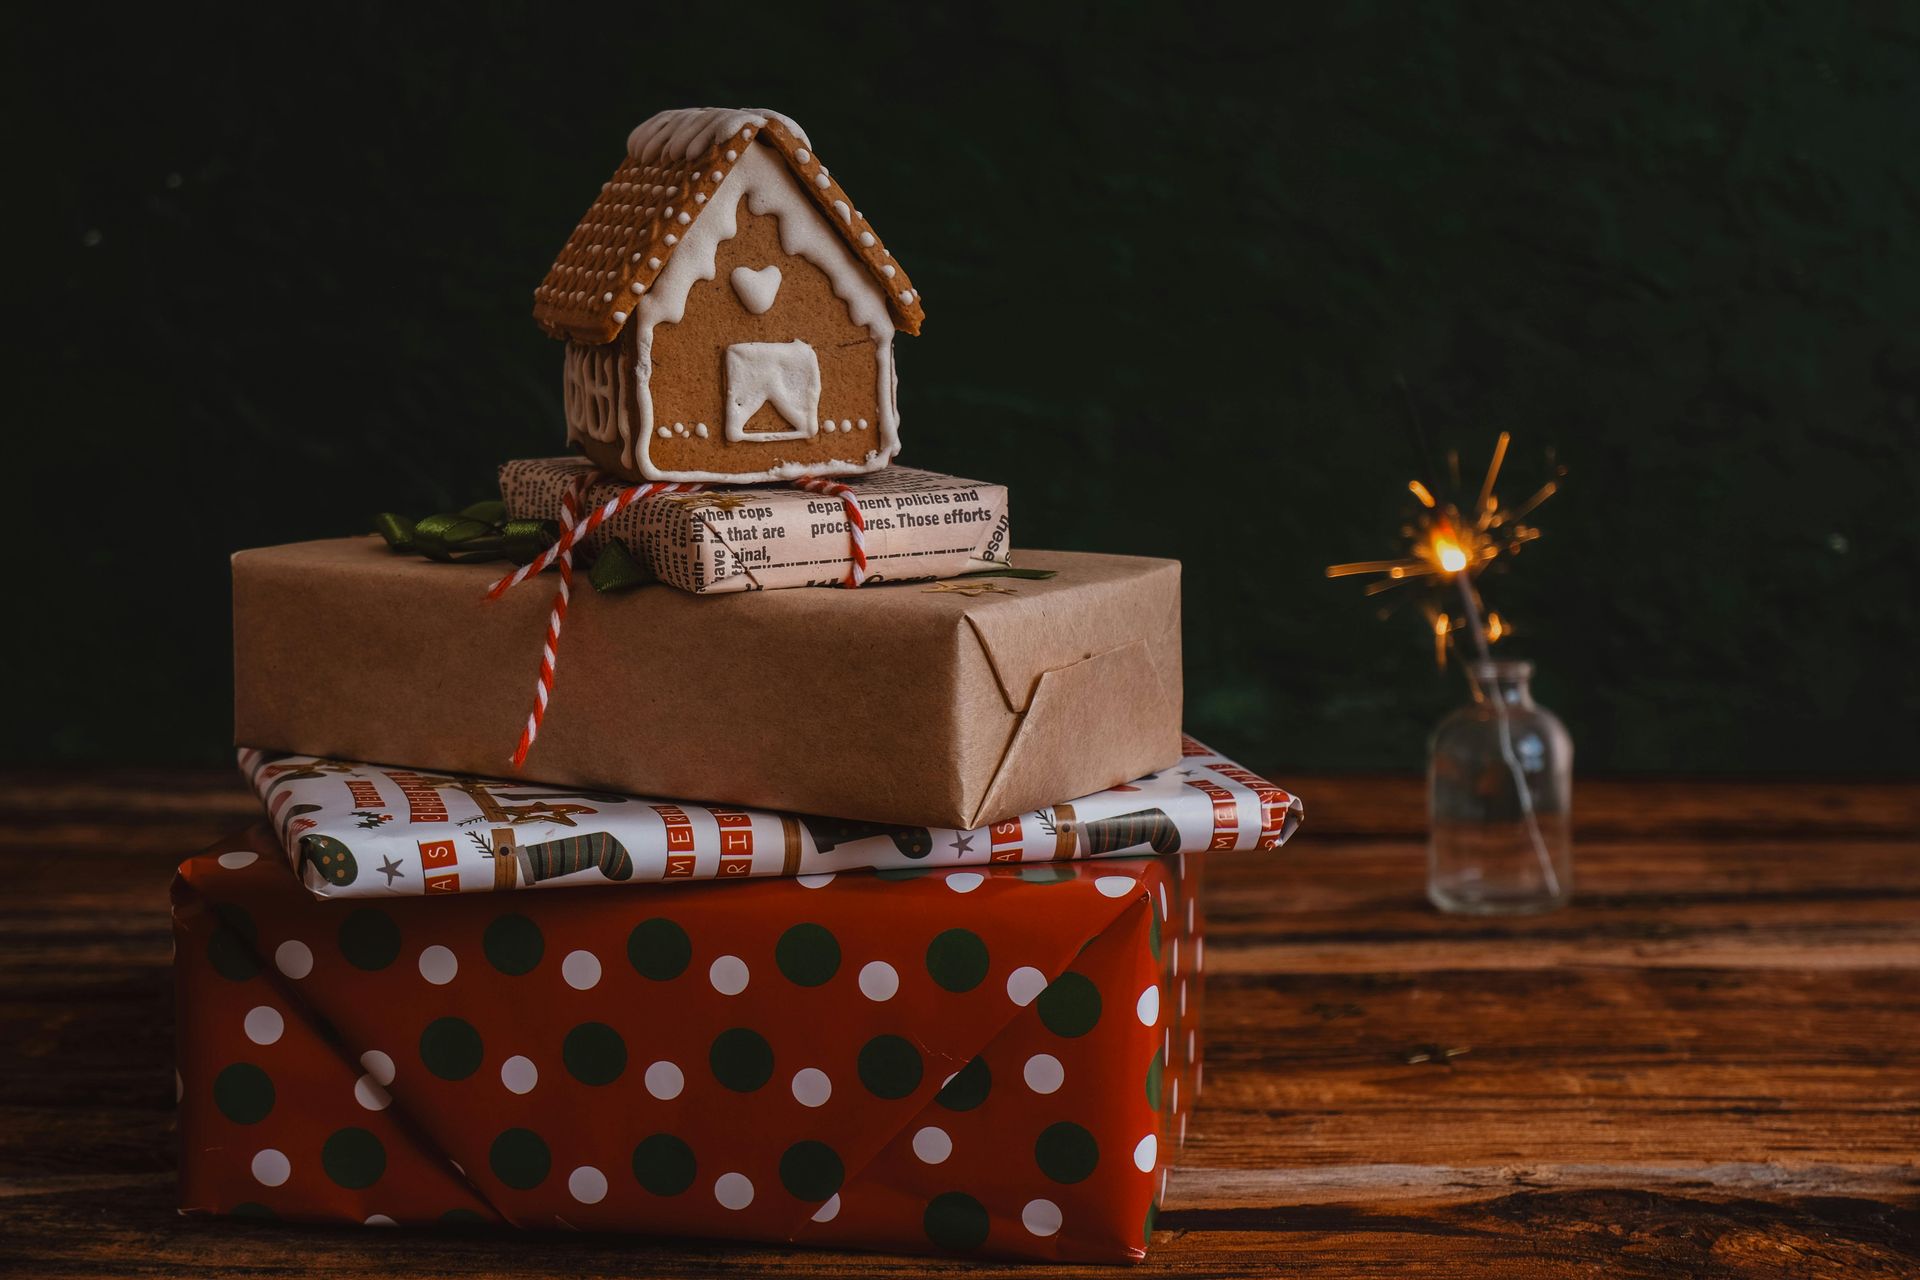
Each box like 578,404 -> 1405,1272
485,474 -> 870,769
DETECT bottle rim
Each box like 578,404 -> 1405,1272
1466,658 -> 1533,681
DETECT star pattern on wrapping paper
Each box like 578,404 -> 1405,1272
949,832 -> 975,855
378,855 -> 406,886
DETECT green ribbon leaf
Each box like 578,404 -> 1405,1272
589,539 -> 651,593
374,507 -> 558,566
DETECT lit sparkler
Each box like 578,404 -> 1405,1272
1327,430 -> 1561,666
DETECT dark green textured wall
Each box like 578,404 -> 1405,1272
9,2 -> 1918,772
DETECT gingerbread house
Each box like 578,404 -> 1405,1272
533,108 -> 925,485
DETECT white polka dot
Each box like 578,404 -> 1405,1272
1095,875 -> 1136,898
218,850 -> 259,870
569,1166 -> 608,1204
501,1055 -> 538,1095
858,960 -> 899,1001
1006,966 -> 1048,1006
243,1005 -> 284,1046
360,1050 -> 395,1085
251,1149 -> 290,1187
1024,1053 -> 1065,1094
1158,883 -> 1169,920
364,1213 -> 397,1226
1196,937 -> 1205,972
562,950 -> 602,990
1172,1077 -> 1180,1113
709,955 -> 750,995
1180,979 -> 1188,1017
791,1067 -> 832,1108
273,939 -> 313,979
1134,1133 -> 1158,1172
645,1060 -> 684,1100
1022,1197 -> 1062,1237
714,1172 -> 754,1210
797,873 -> 834,889
945,872 -> 984,893
354,1075 -> 392,1110
1138,985 -> 1161,1026
812,1193 -> 841,1223
418,945 -> 458,986
912,1126 -> 952,1164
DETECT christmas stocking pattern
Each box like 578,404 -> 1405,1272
510,831 -> 635,884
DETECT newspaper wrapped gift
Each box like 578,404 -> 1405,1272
243,737 -> 1300,899
232,539 -> 1183,830
499,457 -> 1012,593
174,825 -> 1205,1262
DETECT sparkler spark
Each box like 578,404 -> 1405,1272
1327,431 -> 1562,667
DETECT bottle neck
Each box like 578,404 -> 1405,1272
1468,660 -> 1534,708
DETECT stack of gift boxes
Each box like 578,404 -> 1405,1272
176,107 -> 1303,1263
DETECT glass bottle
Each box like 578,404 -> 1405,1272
1428,660 -> 1573,914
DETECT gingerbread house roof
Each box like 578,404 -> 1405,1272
533,108 -> 925,345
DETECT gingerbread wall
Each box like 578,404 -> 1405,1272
568,207 -> 888,483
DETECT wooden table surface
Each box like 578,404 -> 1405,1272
2,770 -> 1916,1277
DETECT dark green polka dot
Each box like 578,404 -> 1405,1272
206,904 -> 260,981
440,1208 -> 488,1225
1035,1121 -> 1100,1183
483,913 -> 543,976
775,923 -> 841,987
1036,971 -> 1103,1037
778,1140 -> 844,1201
925,928 -> 989,993
857,1034 -> 923,1099
321,1126 -> 386,1189
876,866 -> 933,881
923,1191 -> 990,1250
1147,1048 -> 1164,1108
708,1027 -> 774,1092
562,1021 -> 627,1086
632,1133 -> 697,1196
337,907 -> 401,971
935,1055 -> 991,1111
212,1062 -> 275,1124
1149,908 -> 1162,960
419,1016 -> 484,1080
1018,865 -> 1073,884
627,918 -> 691,980
489,1127 -> 550,1190
230,1201 -> 275,1220
1144,1200 -> 1159,1244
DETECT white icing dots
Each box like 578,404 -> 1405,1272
833,199 -> 851,222
821,420 -> 837,433
658,426 -> 672,439
602,291 -> 614,302
711,170 -> 724,182
859,231 -> 875,247
899,289 -> 915,304
857,418 -> 869,430
647,257 -> 662,270
726,149 -> 738,161
612,310 -> 627,323
676,211 -> 691,225
814,172 -> 830,189
664,234 -> 678,246
695,422 -> 709,438
881,264 -> 896,278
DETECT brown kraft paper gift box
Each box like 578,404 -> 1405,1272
232,538 -> 1182,830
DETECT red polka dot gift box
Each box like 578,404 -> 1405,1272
173,825 -> 1210,1262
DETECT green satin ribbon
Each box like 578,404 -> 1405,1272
375,501 -> 558,565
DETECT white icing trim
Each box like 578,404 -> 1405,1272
627,108 -> 810,163
623,141 -> 900,482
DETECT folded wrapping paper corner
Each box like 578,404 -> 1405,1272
174,826 -> 1204,1261
241,735 -> 1300,899
499,457 -> 1012,594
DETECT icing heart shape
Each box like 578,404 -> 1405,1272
730,264 -> 783,315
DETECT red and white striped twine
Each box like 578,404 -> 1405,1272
792,477 -> 867,587
508,474 -> 588,769
495,473 -> 870,768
